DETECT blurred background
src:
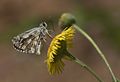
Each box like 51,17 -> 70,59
0,0 -> 120,82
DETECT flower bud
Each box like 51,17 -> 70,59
59,13 -> 76,30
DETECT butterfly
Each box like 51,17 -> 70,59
12,22 -> 52,55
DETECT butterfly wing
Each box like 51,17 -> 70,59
12,27 -> 42,55
12,22 -> 48,55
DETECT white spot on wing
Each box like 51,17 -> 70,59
12,22 -> 51,55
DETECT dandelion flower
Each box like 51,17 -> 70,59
46,26 -> 75,75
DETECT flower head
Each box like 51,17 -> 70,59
46,26 -> 75,75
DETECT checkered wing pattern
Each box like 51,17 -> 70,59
12,22 -> 48,55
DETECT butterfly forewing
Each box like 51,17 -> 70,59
12,22 -> 48,55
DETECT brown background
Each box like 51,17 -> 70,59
0,0 -> 120,82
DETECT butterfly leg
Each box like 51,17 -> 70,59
46,31 -> 53,39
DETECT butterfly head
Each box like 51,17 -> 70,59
39,22 -> 47,28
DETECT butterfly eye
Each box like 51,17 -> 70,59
40,22 -> 47,27
43,22 -> 47,27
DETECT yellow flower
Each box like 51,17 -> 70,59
46,26 -> 75,75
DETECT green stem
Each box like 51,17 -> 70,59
75,58 -> 104,82
66,52 -> 104,82
73,24 -> 117,82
